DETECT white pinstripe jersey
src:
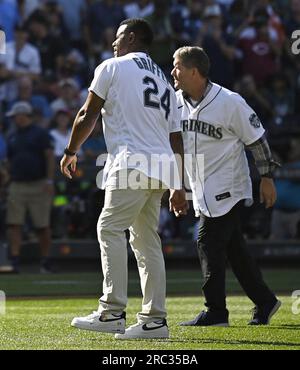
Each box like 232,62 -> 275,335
176,82 -> 265,217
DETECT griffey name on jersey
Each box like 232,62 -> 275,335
133,56 -> 168,82
181,119 -> 223,140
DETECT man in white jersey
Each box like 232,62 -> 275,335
171,46 -> 281,326
60,19 -> 187,339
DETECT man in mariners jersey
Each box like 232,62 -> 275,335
172,46 -> 281,326
60,19 -> 187,339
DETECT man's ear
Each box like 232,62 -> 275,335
128,31 -> 136,45
191,67 -> 198,77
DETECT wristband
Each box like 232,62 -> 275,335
261,173 -> 273,179
64,147 -> 77,156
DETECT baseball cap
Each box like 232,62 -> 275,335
6,101 -> 33,117
58,78 -> 79,90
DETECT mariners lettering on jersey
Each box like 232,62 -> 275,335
133,57 -> 168,82
181,119 -> 223,140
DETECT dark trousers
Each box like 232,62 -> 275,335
197,201 -> 276,312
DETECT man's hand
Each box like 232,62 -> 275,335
169,189 -> 189,217
260,177 -> 277,208
60,154 -> 77,179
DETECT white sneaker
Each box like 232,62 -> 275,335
115,319 -> 169,339
71,311 -> 126,333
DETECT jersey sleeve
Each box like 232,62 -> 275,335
89,59 -> 117,100
229,94 -> 265,146
169,90 -> 182,133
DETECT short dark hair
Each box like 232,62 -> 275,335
120,18 -> 153,47
173,46 -> 210,78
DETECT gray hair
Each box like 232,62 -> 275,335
173,46 -> 210,78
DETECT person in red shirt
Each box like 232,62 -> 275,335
238,10 -> 281,86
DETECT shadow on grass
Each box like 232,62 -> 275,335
269,325 -> 300,330
223,324 -> 300,330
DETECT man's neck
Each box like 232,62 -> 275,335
128,46 -> 148,55
186,79 -> 210,102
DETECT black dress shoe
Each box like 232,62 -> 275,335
248,299 -> 281,325
180,309 -> 229,327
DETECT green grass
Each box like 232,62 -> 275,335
1,268 -> 300,297
0,268 -> 299,350
0,296 -> 299,350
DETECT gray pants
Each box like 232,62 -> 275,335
97,170 -> 166,324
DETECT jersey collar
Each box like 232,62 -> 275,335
183,80 -> 213,108
181,82 -> 222,112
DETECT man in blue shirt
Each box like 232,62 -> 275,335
6,101 -> 55,273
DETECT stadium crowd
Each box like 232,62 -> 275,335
0,0 -> 300,245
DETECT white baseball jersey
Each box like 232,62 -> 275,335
89,52 -> 181,189
177,82 -> 265,217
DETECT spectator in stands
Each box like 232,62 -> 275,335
266,73 -> 295,124
50,109 -> 72,158
50,78 -> 81,117
225,0 -> 249,41
86,0 -> 126,56
82,119 -> 107,160
196,4 -> 236,88
185,0 -> 204,44
3,25 -> 41,102
170,0 -> 203,46
234,74 -> 273,123
13,76 -> 52,127
270,135 -> 300,239
5,101 -> 55,273
251,0 -> 286,45
237,7 -> 282,86
56,0 -> 87,48
146,0 -> 175,74
27,15 -> 67,77
44,1 -> 69,40
17,0 -> 40,25
56,49 -> 87,87
99,27 -> 115,62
